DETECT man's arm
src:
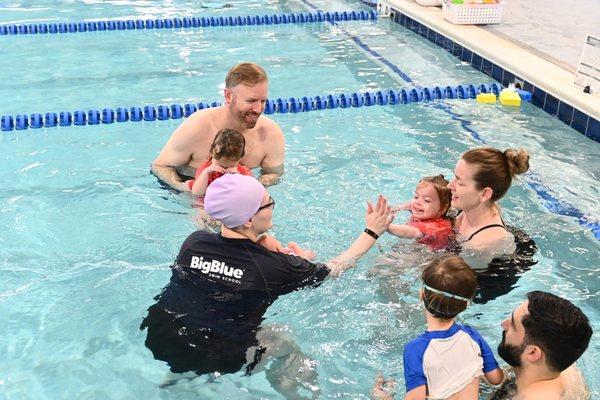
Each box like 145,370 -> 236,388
151,164 -> 190,192
151,115 -> 200,192
258,121 -> 285,186
259,163 -> 284,186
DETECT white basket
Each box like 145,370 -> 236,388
442,0 -> 504,25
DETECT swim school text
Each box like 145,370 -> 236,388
187,256 -> 243,284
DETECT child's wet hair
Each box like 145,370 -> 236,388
417,174 -> 451,215
210,129 -> 245,161
422,255 -> 477,320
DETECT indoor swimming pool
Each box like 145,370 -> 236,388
0,0 -> 598,398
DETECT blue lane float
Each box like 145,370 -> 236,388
0,10 -> 378,37
102,109 -> 115,124
45,112 -> 58,127
0,83 -> 521,132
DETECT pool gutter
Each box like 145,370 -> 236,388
377,0 -> 600,141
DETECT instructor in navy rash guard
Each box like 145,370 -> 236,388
140,174 -> 394,378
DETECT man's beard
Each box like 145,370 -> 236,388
231,103 -> 259,129
498,331 -> 525,367
241,112 -> 259,129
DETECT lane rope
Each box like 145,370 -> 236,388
0,10 -> 377,36
0,83 -> 501,131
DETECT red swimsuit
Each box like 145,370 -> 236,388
408,217 -> 453,251
188,159 -> 253,190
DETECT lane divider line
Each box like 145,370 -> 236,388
0,10 -> 377,36
0,83 -> 500,131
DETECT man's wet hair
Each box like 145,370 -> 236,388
524,291 -> 592,372
225,62 -> 268,88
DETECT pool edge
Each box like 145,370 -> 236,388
376,0 -> 600,141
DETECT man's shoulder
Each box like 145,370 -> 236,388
560,365 -> 590,400
190,105 -> 220,119
168,107 -> 220,145
516,370 -> 586,400
517,386 -> 562,400
185,107 -> 220,131
257,115 -> 283,138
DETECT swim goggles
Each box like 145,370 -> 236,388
422,283 -> 472,302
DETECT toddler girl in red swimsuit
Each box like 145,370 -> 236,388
189,128 -> 253,196
388,175 -> 453,251
191,128 -> 315,260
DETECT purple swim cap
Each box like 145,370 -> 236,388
204,174 -> 266,228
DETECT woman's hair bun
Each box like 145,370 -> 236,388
504,148 -> 530,176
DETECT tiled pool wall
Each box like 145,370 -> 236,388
372,3 -> 599,142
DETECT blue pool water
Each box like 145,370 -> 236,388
1,0 -> 599,399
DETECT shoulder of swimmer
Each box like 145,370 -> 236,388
462,230 -> 515,254
557,365 -> 590,400
516,379 -> 563,400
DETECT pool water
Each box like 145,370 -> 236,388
0,0 -> 307,24
1,1 -> 598,399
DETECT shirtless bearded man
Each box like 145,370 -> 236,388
151,62 -> 285,191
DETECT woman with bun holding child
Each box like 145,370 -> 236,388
448,147 -> 530,256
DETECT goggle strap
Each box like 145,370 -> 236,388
423,283 -> 471,302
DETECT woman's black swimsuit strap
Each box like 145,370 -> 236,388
455,210 -> 507,242
465,223 -> 507,241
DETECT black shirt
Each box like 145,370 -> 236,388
140,231 -> 330,375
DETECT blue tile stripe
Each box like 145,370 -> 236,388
300,0 -> 413,83
347,35 -> 413,83
385,7 -> 600,142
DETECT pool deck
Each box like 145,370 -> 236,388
484,0 -> 600,73
379,0 -> 600,123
